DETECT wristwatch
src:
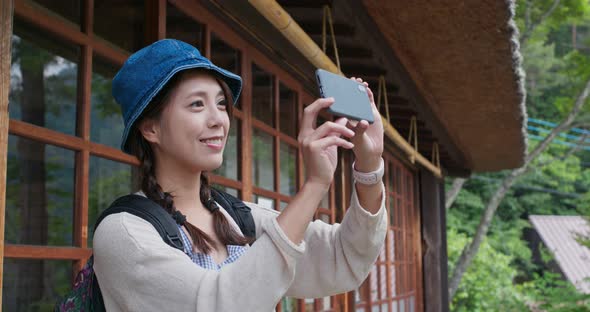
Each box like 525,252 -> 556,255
352,158 -> 384,185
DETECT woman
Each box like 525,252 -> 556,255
93,39 -> 387,311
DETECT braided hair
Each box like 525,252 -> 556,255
127,69 -> 251,254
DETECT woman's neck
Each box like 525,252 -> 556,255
153,158 -> 207,214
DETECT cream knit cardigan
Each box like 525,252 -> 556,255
93,183 -> 388,311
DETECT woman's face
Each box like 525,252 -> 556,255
142,71 -> 230,173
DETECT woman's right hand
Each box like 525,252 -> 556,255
298,97 -> 355,188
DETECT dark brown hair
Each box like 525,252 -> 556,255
127,69 -> 250,254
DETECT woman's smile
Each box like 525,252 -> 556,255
200,136 -> 225,150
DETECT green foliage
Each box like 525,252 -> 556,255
448,229 -> 527,311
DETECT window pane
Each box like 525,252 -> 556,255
319,213 -> 330,224
320,192 -> 330,209
389,195 -> 395,228
212,185 -> 240,199
304,298 -> 314,311
279,141 -> 297,196
390,264 -> 397,297
210,33 -> 242,109
215,117 -> 240,180
388,161 -> 395,194
91,54 -> 124,148
3,259 -> 72,312
252,129 -> 274,191
388,229 -> 395,261
253,194 -> 274,210
322,296 -> 331,309
94,1 -> 144,52
380,265 -> 388,300
6,135 -> 74,246
280,201 -> 288,211
167,3 -> 204,50
211,33 -> 241,76
32,0 -> 81,26
251,64 -> 274,126
392,301 -> 398,312
10,21 -> 79,136
370,266 -> 378,302
281,297 -> 297,312
279,82 -> 297,137
88,156 -> 135,246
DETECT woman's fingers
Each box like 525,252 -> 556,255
299,97 -> 335,139
305,120 -> 355,142
309,136 -> 354,151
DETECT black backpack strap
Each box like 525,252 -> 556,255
94,194 -> 184,252
210,188 -> 256,240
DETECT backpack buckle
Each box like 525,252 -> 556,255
166,234 -> 184,251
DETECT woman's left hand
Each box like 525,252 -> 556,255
348,77 -> 384,172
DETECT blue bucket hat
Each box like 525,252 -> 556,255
112,39 -> 242,154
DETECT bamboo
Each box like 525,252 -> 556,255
247,0 -> 442,178
0,1 -> 13,307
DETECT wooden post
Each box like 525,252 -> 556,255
0,0 -> 14,308
419,169 -> 449,312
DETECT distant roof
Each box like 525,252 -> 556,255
362,0 -> 527,172
529,215 -> 590,293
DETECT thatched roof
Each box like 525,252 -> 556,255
362,0 -> 527,172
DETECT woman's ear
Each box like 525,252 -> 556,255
138,118 -> 160,145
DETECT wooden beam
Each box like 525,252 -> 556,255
0,0 -> 13,307
5,245 -> 92,260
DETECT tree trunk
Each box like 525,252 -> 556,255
448,76 -> 590,299
445,178 -> 467,210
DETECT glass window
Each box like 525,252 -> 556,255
211,185 -> 239,199
32,0 -> 81,27
251,64 -> 274,126
215,117 -> 240,180
94,0 -> 144,52
280,201 -> 288,211
253,194 -> 274,210
10,20 -> 80,136
252,128 -> 274,191
87,156 -> 135,246
210,34 -> 242,108
380,264 -> 388,300
279,142 -> 297,196
210,33 -> 241,75
370,266 -> 378,302
320,192 -> 330,209
281,297 -> 297,312
91,54 -> 124,148
2,259 -> 72,311
6,135 -> 74,246
167,3 -> 204,50
318,213 -> 331,224
279,83 -> 297,137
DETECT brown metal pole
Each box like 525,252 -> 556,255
0,0 -> 14,308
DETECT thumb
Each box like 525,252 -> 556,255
350,120 -> 370,143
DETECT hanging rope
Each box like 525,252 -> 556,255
322,5 -> 341,72
408,116 -> 418,164
376,76 -> 391,124
432,142 -> 441,169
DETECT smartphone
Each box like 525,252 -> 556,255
315,68 -> 374,124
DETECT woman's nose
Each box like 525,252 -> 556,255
206,105 -> 224,128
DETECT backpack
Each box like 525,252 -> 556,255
55,189 -> 256,312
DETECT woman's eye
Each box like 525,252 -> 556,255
190,100 -> 204,108
217,99 -> 228,109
